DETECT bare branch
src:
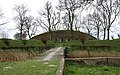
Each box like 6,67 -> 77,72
13,4 -> 30,40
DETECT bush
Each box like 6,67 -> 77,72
47,41 -> 55,46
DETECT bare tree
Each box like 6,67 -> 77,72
74,15 -> 80,31
61,13 -> 70,30
14,31 -> 27,40
37,1 -> 60,32
14,33 -> 20,40
82,14 -> 94,35
94,3 -> 107,40
24,16 -> 38,39
91,12 -> 102,40
58,0 -> 93,40
0,9 -> 7,26
96,0 -> 120,40
0,31 -> 9,39
13,4 -> 30,40
0,9 -> 8,38
37,1 -> 60,41
62,14 -> 80,31
118,34 -> 120,39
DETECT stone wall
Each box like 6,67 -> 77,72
66,57 -> 120,66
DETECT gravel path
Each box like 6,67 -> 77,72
34,47 -> 64,61
43,47 -> 63,61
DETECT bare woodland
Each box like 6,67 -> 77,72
0,0 -> 120,40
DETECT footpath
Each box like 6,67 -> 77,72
34,47 -> 65,75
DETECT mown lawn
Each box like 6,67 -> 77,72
66,61 -> 120,75
0,60 -> 59,75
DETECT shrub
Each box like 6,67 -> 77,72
47,40 -> 55,46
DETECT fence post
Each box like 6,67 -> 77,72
64,47 -> 68,58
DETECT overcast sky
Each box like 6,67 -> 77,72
0,0 -> 58,38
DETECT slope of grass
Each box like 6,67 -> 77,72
66,40 -> 83,46
0,60 -> 59,75
0,39 -> 45,47
84,39 -> 120,46
64,39 -> 120,58
66,61 -> 120,75
0,40 -> 6,47
25,40 -> 45,47
84,39 -> 120,51
9,40 -> 24,47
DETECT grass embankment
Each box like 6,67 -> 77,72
0,60 -> 59,75
85,39 -> 120,51
66,61 -> 120,75
0,39 -> 54,62
64,39 -> 120,58
65,39 -> 120,75
0,39 -> 45,47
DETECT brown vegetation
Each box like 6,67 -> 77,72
0,51 -> 37,62
0,46 -> 54,62
67,50 -> 120,58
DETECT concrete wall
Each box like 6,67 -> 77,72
66,57 -> 120,66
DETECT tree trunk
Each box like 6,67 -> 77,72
103,28 -> 106,40
20,24 -> 23,40
97,27 -> 99,40
27,31 -> 31,39
50,31 -> 52,41
107,28 -> 110,40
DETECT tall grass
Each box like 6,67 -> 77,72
68,50 -> 120,58
0,51 -> 32,62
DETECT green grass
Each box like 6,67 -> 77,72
84,39 -> 120,47
9,40 -> 24,47
26,40 -> 45,47
66,61 -> 120,75
60,39 -> 120,52
0,60 -> 59,75
0,39 -> 45,47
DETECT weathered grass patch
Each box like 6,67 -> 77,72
66,61 -> 120,75
0,51 -> 32,62
0,60 -> 59,75
67,50 -> 120,58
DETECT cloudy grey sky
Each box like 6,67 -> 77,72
0,0 -> 58,38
